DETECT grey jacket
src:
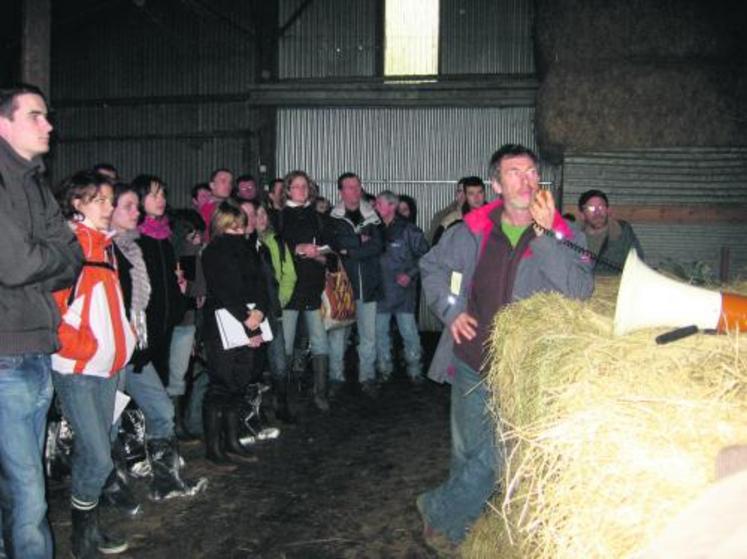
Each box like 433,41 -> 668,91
583,218 -> 644,275
420,199 -> 594,383
378,216 -> 430,314
0,138 -> 83,354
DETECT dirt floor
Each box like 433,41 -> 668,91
47,333 -> 454,558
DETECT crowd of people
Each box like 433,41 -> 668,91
0,83 -> 442,559
1,83 -> 642,558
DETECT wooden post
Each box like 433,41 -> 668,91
20,0 -> 51,96
254,0 -> 280,183
720,246 -> 731,283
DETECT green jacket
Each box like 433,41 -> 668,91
260,230 -> 297,308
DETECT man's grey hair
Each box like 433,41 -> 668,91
377,190 -> 399,205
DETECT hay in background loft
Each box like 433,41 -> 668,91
463,277 -> 747,559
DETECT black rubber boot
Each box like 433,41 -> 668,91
223,407 -> 258,463
100,438 -> 141,517
273,376 -> 295,424
172,395 -> 196,442
100,469 -> 141,518
71,501 -> 128,558
147,438 -> 208,501
202,401 -> 235,469
311,355 -> 330,412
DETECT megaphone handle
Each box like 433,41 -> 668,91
655,325 -> 699,345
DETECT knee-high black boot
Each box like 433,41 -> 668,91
172,395 -> 196,441
223,406 -> 258,464
311,355 -> 330,412
273,375 -> 295,424
202,400 -> 235,468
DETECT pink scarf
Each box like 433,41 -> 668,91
138,216 -> 172,240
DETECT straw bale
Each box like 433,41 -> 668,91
462,277 -> 747,558
532,0 -> 747,162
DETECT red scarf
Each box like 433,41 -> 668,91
138,215 -> 172,240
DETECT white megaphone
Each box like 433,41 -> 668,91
613,250 -> 747,336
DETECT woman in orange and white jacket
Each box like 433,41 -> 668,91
52,170 -> 135,558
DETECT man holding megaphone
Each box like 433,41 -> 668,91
416,144 -> 594,552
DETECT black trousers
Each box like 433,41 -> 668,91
204,339 -> 261,408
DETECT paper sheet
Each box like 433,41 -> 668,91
113,390 -> 131,425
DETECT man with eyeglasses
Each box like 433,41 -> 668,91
236,174 -> 259,202
578,189 -> 644,275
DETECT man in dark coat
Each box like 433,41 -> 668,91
0,84 -> 83,558
327,172 -> 383,395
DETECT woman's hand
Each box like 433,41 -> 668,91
244,309 -> 264,331
296,243 -> 320,258
247,334 -> 263,348
175,264 -> 187,294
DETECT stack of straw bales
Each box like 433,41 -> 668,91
463,277 -> 747,558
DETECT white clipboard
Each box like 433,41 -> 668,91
215,305 -> 273,350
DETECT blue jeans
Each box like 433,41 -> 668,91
418,358 -> 501,543
282,309 -> 328,358
328,299 -> 377,383
114,363 -> 174,440
375,312 -> 423,378
0,354 -> 54,559
52,371 -> 119,503
266,319 -> 288,381
167,324 -> 196,397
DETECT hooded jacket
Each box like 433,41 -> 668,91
420,198 -> 594,383
52,223 -> 135,376
0,137 -> 83,354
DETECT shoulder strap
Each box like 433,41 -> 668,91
66,260 -> 117,306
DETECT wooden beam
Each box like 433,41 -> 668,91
21,0 -> 50,95
562,204 -> 747,224
52,75 -> 538,109
279,0 -> 314,37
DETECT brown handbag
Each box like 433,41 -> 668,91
320,262 -> 356,331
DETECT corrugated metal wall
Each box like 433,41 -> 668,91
50,102 -> 259,208
49,0 -> 262,204
563,148 -> 747,277
440,0 -> 535,74
52,0 -> 258,99
279,0 -> 378,79
278,0 -> 535,79
276,106 -> 537,329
